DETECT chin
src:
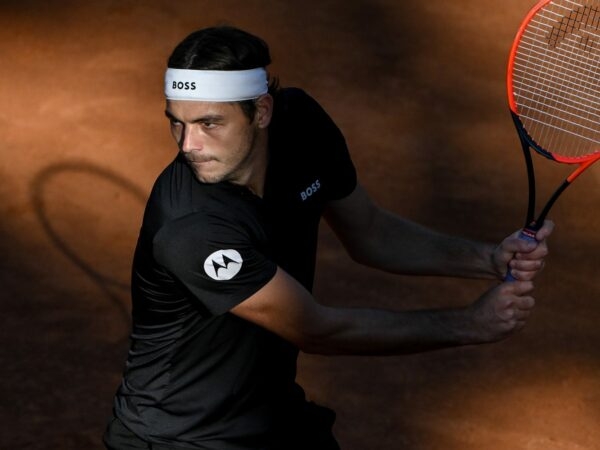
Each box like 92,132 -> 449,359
192,169 -> 225,184
188,163 -> 223,184
194,173 -> 221,184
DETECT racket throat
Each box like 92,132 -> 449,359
526,179 -> 571,232
533,180 -> 571,229
515,127 -> 537,229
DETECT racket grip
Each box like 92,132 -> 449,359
504,227 -> 537,282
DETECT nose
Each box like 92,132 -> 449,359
179,125 -> 202,154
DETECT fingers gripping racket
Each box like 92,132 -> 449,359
506,0 -> 600,280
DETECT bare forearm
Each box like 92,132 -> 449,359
347,209 -> 498,279
326,184 -> 552,281
301,304 -> 473,356
233,269 -> 474,356
302,279 -> 534,356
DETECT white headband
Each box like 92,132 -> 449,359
165,67 -> 268,102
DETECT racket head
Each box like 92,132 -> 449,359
507,0 -> 600,165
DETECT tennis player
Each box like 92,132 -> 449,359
103,25 -> 554,450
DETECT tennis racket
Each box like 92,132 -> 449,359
506,0 -> 600,280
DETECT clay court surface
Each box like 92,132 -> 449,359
1,1 -> 599,449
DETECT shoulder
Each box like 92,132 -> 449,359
270,87 -> 345,145
152,195 -> 268,272
272,87 -> 329,118
146,157 -> 232,223
268,88 -> 356,201
142,158 -> 267,240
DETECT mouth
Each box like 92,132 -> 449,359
185,156 -> 217,165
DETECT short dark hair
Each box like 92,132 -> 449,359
167,26 -> 279,120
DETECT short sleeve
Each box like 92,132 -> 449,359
153,210 -> 277,316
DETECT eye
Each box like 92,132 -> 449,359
169,119 -> 183,128
201,121 -> 219,130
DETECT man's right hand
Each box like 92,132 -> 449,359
465,281 -> 536,344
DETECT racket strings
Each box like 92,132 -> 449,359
512,0 -> 600,159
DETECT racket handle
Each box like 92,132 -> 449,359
504,227 -> 537,282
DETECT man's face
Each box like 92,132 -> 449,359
165,100 -> 260,185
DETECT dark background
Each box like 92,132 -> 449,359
1,1 -> 598,449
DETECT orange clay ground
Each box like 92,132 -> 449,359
1,1 -> 598,449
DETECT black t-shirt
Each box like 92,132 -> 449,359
113,88 -> 357,449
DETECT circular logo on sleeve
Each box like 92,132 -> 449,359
203,249 -> 243,281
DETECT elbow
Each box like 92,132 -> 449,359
345,243 -> 380,269
291,329 -> 334,355
296,338 -> 336,355
297,340 -> 341,356
291,314 -> 349,356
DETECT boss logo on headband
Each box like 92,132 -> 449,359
165,68 -> 268,101
172,81 -> 197,91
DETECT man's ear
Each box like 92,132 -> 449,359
254,94 -> 273,129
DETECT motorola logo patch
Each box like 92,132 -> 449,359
204,249 -> 243,281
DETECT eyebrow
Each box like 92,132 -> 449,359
164,110 -> 225,124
